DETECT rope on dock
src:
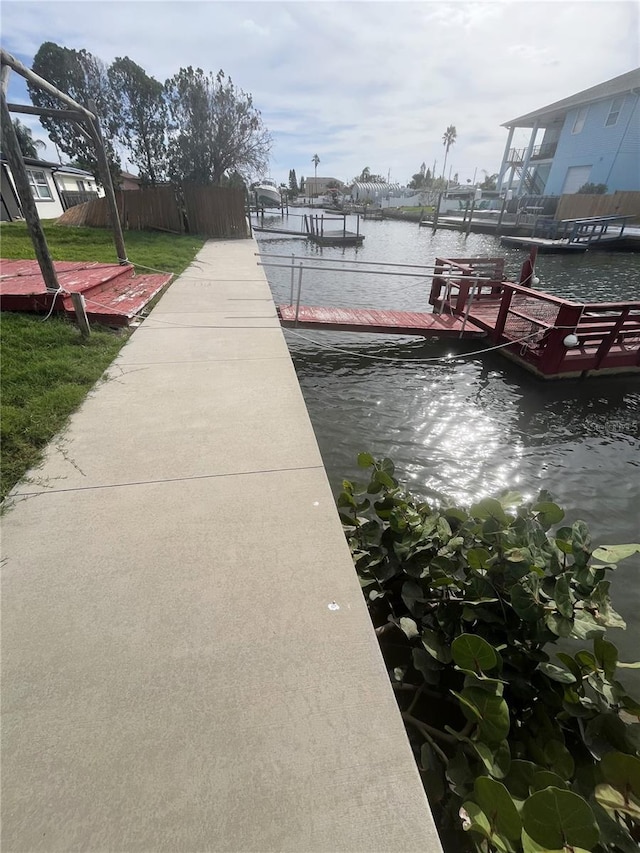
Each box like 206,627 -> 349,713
282,327 -> 553,364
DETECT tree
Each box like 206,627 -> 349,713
299,175 -> 305,193
288,168 -> 298,195
479,171 -> 498,190
108,57 -> 168,185
311,153 -> 320,196
359,166 -> 371,182
165,67 -> 271,185
12,119 -> 46,158
29,41 -> 121,183
441,124 -> 457,181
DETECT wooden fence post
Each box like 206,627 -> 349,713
70,292 -> 91,337
86,102 -> 127,264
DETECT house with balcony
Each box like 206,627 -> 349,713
497,67 -> 640,196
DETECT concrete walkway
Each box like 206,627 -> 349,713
1,239 -> 441,852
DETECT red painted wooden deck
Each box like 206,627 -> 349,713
0,260 -> 172,326
277,305 -> 485,337
275,252 -> 640,378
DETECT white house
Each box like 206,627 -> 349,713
497,67 -> 640,196
1,156 -> 102,221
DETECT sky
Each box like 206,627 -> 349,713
3,0 -> 639,186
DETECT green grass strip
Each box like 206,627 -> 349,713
1,224 -> 205,500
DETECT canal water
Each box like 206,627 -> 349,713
256,208 -> 640,680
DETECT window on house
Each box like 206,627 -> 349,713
76,180 -> 86,191
27,170 -> 53,200
572,106 -> 588,134
605,96 -> 624,127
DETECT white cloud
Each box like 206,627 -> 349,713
3,0 -> 638,183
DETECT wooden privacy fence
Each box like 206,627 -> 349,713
556,191 -> 640,223
182,185 -> 248,238
57,184 -> 249,238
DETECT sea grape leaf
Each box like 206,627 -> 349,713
472,740 -> 511,780
593,636 -> 618,679
543,740 -> 575,778
469,497 -> 510,526
504,760 -> 537,800
452,633 -> 498,673
531,770 -> 569,791
554,573 -> 573,618
522,787 -> 599,850
591,543 -> 640,563
533,501 -> 565,529
474,776 -> 522,841
399,616 -> 419,640
452,687 -> 510,743
421,628 -> 452,664
595,784 -> 640,819
357,452 -> 375,468
537,662 -> 576,684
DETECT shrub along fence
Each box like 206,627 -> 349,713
56,184 -> 249,238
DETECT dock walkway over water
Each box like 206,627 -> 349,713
264,251 -> 640,379
1,239 -> 441,852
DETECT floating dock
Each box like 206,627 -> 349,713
278,305 -> 484,336
500,235 -> 589,253
262,250 -> 640,379
252,210 -> 364,246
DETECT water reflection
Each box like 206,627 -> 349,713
257,211 -> 640,682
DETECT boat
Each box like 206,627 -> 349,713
252,180 -> 281,208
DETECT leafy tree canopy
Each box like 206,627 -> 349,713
108,56 -> 168,185
29,41 -> 121,183
11,118 -> 45,159
165,67 -> 271,185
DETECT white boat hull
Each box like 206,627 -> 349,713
254,185 -> 281,207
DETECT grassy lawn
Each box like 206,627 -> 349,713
1,222 -> 205,277
1,224 -> 205,501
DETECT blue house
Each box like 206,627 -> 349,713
497,68 -> 640,196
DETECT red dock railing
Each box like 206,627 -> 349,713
429,255 -> 640,377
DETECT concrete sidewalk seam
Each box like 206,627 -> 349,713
12,463 -> 327,497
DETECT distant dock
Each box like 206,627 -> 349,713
251,210 -> 364,247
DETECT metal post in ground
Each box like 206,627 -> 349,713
496,197 -> 508,234
289,254 -> 295,305
432,193 -> 441,233
465,199 -> 476,237
294,263 -> 304,325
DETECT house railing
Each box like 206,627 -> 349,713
506,142 -> 558,164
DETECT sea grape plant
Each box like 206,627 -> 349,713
339,454 -> 640,853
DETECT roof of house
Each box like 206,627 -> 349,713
503,67 -> 640,127
352,181 -> 400,192
119,170 -> 141,182
308,176 -> 344,184
1,153 -> 94,177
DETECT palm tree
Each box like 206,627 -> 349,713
441,125 -> 457,181
12,119 -> 46,159
359,166 -> 371,182
311,153 -> 320,197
